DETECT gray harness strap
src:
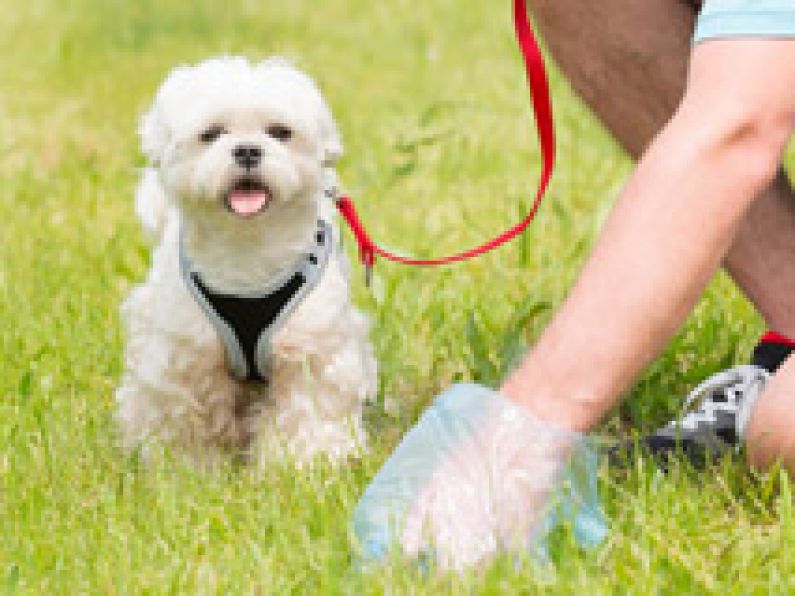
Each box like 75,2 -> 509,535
179,220 -> 332,382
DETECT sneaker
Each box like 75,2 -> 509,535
617,365 -> 771,466
611,334 -> 795,468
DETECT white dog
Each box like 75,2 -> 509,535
116,57 -> 377,467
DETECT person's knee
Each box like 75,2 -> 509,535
715,106 -> 791,188
676,87 -> 791,200
682,43 -> 795,192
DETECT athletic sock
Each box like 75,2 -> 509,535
751,331 -> 795,373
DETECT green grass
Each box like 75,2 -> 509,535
2,0 -> 795,592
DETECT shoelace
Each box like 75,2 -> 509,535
675,365 -> 770,436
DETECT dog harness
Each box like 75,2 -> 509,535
179,220 -> 332,382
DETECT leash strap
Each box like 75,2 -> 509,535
335,0 -> 554,279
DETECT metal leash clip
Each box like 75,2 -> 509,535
363,260 -> 373,288
326,185 -> 373,287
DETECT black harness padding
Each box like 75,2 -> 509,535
180,220 -> 332,382
188,271 -> 306,381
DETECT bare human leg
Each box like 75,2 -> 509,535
746,352 -> 795,472
527,0 -> 795,336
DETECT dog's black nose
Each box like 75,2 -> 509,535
233,144 -> 261,170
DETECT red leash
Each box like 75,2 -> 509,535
335,0 -> 554,281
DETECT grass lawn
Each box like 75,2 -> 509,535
2,0 -> 795,592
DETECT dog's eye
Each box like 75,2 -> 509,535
199,125 -> 227,144
266,124 -> 293,142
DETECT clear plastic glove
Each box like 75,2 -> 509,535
352,383 -> 607,570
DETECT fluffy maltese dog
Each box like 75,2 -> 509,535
116,57 -> 377,467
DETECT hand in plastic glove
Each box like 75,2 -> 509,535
352,384 -> 606,570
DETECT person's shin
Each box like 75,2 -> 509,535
745,352 -> 795,472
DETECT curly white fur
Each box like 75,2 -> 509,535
116,57 -> 377,467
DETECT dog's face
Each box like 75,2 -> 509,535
141,57 -> 342,218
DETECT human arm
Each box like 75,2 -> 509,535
502,39 -> 795,431
353,39 -> 795,570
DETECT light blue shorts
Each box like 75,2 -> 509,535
695,0 -> 795,43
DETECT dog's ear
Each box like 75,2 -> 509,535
139,65 -> 194,167
135,167 -> 170,240
139,104 -> 168,168
319,104 -> 344,168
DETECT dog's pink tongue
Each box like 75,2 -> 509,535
228,190 -> 269,216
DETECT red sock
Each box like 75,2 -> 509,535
760,331 -> 795,349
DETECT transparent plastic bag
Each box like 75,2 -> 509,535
352,383 -> 607,570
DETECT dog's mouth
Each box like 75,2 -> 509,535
223,178 -> 273,217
